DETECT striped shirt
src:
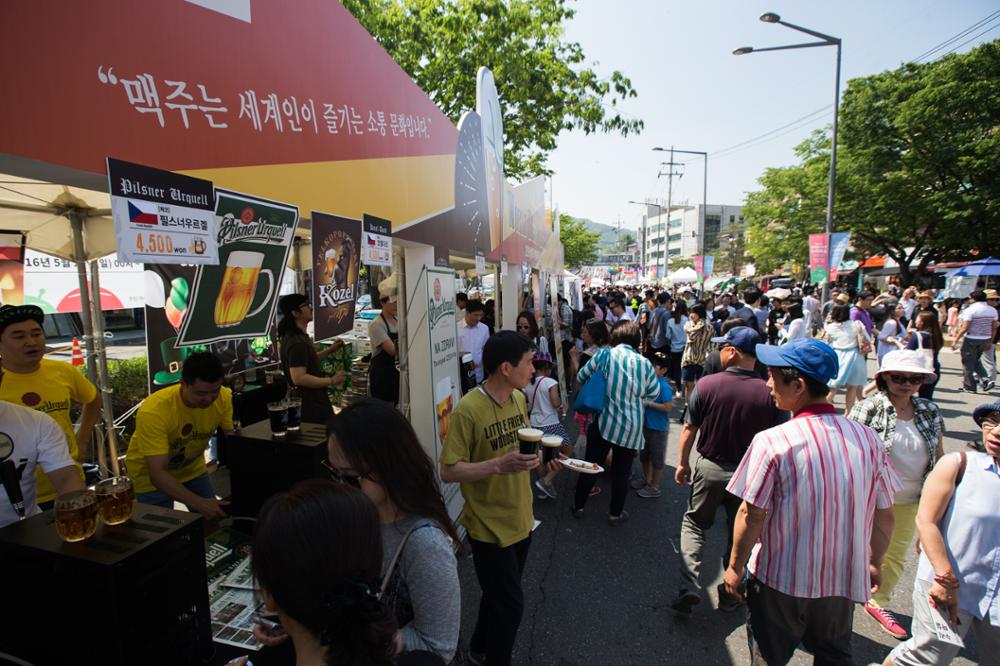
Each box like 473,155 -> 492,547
576,344 -> 659,450
727,403 -> 900,602
960,301 -> 998,340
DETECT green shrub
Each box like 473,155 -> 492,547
79,355 -> 150,447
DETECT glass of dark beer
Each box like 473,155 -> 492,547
286,397 -> 302,432
517,428 -> 543,456
541,435 -> 562,464
95,476 -> 135,525
267,401 -> 288,438
54,489 -> 98,542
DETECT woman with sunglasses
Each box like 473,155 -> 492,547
515,310 -> 546,354
848,349 -> 944,641
326,399 -> 461,664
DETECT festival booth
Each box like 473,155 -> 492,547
0,2 -> 561,664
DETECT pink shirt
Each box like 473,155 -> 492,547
727,403 -> 900,602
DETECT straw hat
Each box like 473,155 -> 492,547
835,293 -> 850,304
875,349 -> 936,382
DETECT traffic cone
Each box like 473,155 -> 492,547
71,337 -> 84,367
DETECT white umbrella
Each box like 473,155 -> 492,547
766,287 -> 792,300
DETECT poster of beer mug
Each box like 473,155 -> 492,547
214,250 -> 275,328
435,378 -> 454,443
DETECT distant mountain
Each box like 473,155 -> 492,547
574,217 -> 635,249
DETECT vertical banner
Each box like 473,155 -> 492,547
362,214 -> 393,266
0,233 -> 25,305
828,232 -> 852,281
311,212 -> 362,341
178,189 -> 298,345
692,256 -> 704,282
143,263 -> 277,393
809,233 -> 831,284
475,249 -> 486,275
500,254 -> 508,277
425,268 -> 463,523
108,158 -> 218,265
702,255 -> 715,279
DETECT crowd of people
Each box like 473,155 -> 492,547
1,274 -> 998,666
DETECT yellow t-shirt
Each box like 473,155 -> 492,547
0,358 -> 96,503
439,386 -> 533,547
125,385 -> 233,494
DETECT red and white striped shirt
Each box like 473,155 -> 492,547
727,403 -> 900,602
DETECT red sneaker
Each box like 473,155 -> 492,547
864,602 -> 909,640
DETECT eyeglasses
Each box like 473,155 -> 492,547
983,417 -> 1000,432
321,459 -> 368,488
886,374 -> 925,386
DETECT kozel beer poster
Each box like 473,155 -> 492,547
178,189 -> 298,345
311,212 -> 362,341
108,158 -> 218,265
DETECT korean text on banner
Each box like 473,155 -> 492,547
177,189 -> 298,345
692,256 -> 704,281
312,212 -> 362,341
475,249 -> 486,275
362,214 -> 392,267
108,158 -> 218,265
828,232 -> 852,280
809,233 -> 831,283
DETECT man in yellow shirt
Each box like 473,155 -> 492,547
0,305 -> 100,505
440,331 -> 560,666
126,352 -> 233,518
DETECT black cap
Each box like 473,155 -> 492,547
278,293 -> 309,317
0,305 -> 44,336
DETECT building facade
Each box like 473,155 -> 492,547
639,203 -> 744,273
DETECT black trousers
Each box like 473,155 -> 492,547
561,339 -> 575,391
746,577 -> 854,666
469,534 -> 532,666
573,421 -> 637,517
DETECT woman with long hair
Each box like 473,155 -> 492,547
907,310 -> 944,400
326,399 -> 461,664
570,317 -> 611,459
825,303 -> 869,413
876,304 -> 905,366
249,480 -> 398,665
776,302 -> 807,344
515,310 -> 546,354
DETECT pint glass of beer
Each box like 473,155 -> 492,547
541,436 -> 562,464
214,250 -> 275,328
54,489 -> 98,542
268,401 -> 288,438
95,476 -> 135,525
286,397 -> 303,432
517,428 -> 543,456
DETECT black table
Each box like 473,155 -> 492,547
222,420 -> 329,519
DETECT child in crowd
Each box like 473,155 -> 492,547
525,352 -> 571,500
635,352 -> 673,498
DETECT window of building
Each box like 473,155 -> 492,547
669,218 -> 682,228
668,248 -> 681,256
704,214 -> 721,249
729,215 -> 735,224
669,233 -> 682,242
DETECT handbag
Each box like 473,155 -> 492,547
855,321 -> 873,355
914,330 -> 935,369
574,352 -> 608,415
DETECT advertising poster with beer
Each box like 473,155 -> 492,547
311,212 -> 362,341
425,267 -> 463,520
108,158 -> 218,265
143,263 -> 277,393
178,189 -> 298,346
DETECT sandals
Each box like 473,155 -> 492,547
588,485 -> 602,497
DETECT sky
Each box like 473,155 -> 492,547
546,0 -> 1000,232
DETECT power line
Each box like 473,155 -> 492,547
932,18 -> 1000,60
913,9 -> 1000,62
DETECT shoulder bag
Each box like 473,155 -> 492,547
574,350 -> 608,415
855,320 -> 873,355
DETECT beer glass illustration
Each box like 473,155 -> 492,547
214,250 -> 275,328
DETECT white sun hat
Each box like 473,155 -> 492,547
875,349 -> 936,382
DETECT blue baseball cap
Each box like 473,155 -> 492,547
755,338 -> 839,384
973,400 -> 1000,427
711,326 -> 761,354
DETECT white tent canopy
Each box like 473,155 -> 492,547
670,267 -> 698,282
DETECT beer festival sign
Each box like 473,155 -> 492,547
311,211 -> 362,341
178,189 -> 298,345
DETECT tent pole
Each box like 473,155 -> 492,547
69,212 -> 98,385
394,246 -> 409,420
292,238 -> 305,293
87,259 -> 120,477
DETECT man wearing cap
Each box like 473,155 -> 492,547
952,289 -> 998,393
671,326 -> 784,614
884,399 -> 1000,665
0,305 -> 100,506
723,338 -> 899,664
0,366 -> 86,528
277,293 -> 346,422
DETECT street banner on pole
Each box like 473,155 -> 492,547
692,256 -> 704,282
178,189 -> 298,345
828,232 -> 852,280
311,212 -> 362,341
108,158 -> 217,265
809,233 -> 831,283
362,214 -> 393,266
703,255 -> 715,279
475,249 -> 486,275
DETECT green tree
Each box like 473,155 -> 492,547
670,256 -> 694,271
619,232 -> 636,252
342,0 -> 642,179
559,214 -> 600,268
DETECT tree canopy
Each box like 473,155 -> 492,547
559,214 -> 600,268
342,0 -> 642,180
744,40 -> 1000,284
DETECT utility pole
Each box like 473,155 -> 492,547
658,146 -> 683,282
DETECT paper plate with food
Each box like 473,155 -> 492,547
559,458 -> 604,474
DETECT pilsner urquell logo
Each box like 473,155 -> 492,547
427,280 -> 454,328
217,211 -> 286,245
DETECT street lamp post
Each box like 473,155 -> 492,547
734,12 -> 841,304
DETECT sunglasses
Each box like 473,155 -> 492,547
886,374 -> 925,386
321,459 -> 368,488
516,324 -> 531,330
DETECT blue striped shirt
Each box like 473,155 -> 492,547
577,345 -> 660,450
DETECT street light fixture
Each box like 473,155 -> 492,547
734,11 -> 841,303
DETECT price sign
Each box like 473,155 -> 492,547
500,254 -> 508,277
362,214 -> 393,266
475,249 -> 486,275
108,157 -> 217,265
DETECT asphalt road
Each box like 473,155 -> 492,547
456,347 -> 991,665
